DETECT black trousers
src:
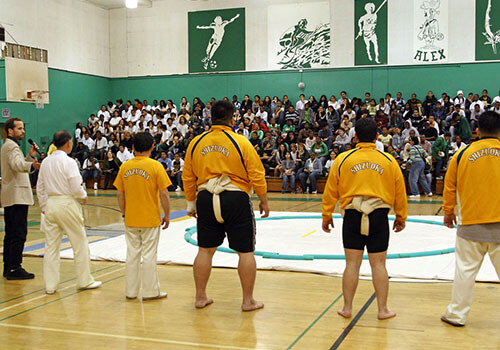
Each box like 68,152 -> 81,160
3,205 -> 29,272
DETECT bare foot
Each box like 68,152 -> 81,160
378,309 -> 396,320
241,299 -> 264,312
337,308 -> 352,318
195,298 -> 214,309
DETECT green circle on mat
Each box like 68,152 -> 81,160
183,215 -> 455,260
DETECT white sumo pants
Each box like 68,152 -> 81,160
42,196 -> 94,291
445,236 -> 500,324
125,226 -> 161,298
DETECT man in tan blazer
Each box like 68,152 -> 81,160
1,118 -> 40,280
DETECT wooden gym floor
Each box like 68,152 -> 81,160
0,192 -> 499,349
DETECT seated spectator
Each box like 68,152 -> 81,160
284,131 -> 297,147
375,110 -> 389,130
333,128 -> 351,151
168,135 -> 185,159
281,152 -> 296,194
340,116 -> 353,130
273,143 -> 288,177
419,134 -> 432,155
318,124 -> 333,150
378,127 -> 392,150
391,128 -> 403,152
304,130 -> 316,150
310,136 -> 329,164
422,122 -> 438,142
450,135 -> 467,155
282,119 -> 296,135
249,131 -> 263,154
296,143 -> 310,172
82,154 -> 101,190
102,150 -> 121,190
298,152 -> 323,194
284,105 -> 299,125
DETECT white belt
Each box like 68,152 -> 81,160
198,175 -> 242,223
344,196 -> 391,236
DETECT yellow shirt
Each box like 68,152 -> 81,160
114,156 -> 172,227
48,144 -> 57,155
443,137 -> 500,225
182,123 -> 267,202
322,142 -> 408,221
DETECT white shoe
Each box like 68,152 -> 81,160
46,289 -> 56,295
79,281 -> 102,290
425,192 -> 433,197
175,186 -> 182,192
311,191 -> 318,194
143,292 -> 167,300
93,183 -> 98,190
82,183 -> 86,190
409,195 -> 421,198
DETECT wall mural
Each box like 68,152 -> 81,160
476,0 -> 500,61
188,8 -> 245,73
413,0 -> 448,63
268,2 -> 330,70
354,0 -> 388,66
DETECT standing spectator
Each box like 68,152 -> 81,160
114,132 -> 171,300
432,132 -> 452,180
172,153 -> 184,192
407,137 -> 432,198
299,152 -> 323,194
441,111 -> 500,327
1,118 -> 40,279
102,150 -> 121,190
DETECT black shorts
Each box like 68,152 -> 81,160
196,190 -> 256,253
342,208 -> 390,253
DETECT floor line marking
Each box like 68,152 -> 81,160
286,293 -> 343,350
302,230 -> 317,238
0,323 -> 260,350
0,263 -> 121,306
330,292 -> 376,350
0,266 -> 125,313
0,274 -> 126,322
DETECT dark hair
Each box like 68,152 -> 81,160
211,100 -> 234,122
53,130 -> 72,148
4,118 -> 22,133
478,111 -> 500,135
410,136 -> 420,145
355,117 -> 378,142
132,132 -> 154,152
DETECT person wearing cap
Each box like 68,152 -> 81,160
441,111 -> 500,327
37,130 -> 101,294
182,100 -> 269,311
322,117 -> 407,320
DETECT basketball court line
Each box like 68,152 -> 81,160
0,266 -> 125,314
330,292 -> 377,350
0,323 -> 263,350
0,274 -> 126,323
286,293 -> 344,349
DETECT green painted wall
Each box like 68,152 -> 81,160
111,61 -> 500,105
0,60 -> 110,153
1,60 -> 499,154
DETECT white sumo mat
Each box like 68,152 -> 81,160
60,212 -> 499,282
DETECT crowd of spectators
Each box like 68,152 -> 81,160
69,89 -> 500,194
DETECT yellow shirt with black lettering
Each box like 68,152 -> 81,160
322,142 -> 408,221
182,123 -> 267,202
114,156 -> 172,227
443,137 -> 500,225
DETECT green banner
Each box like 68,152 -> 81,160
354,0 -> 388,66
188,8 -> 245,73
476,0 -> 500,61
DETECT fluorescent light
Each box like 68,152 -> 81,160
126,0 -> 138,9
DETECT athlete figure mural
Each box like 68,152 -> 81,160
482,0 -> 500,54
196,13 -> 240,70
356,0 -> 387,64
417,0 -> 444,50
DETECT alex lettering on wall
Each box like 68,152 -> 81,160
413,0 -> 448,63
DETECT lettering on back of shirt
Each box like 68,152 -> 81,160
468,148 -> 500,163
350,162 -> 385,175
200,145 -> 230,157
123,168 -> 151,180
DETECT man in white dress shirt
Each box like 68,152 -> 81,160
37,130 -> 101,294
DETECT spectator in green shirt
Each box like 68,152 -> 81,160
432,132 -> 451,180
310,135 -> 329,165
